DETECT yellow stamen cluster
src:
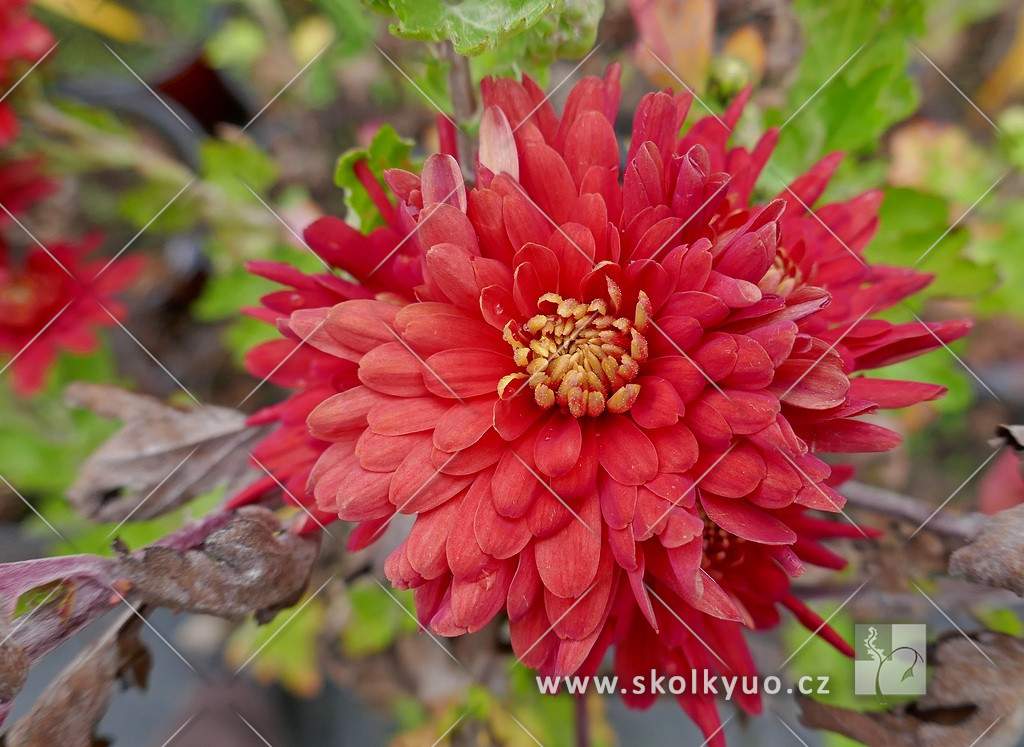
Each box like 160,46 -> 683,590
499,291 -> 651,418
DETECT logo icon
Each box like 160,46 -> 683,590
854,624 -> 926,700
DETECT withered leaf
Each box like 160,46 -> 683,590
120,506 -> 319,621
991,424 -> 1024,452
0,635 -> 26,704
4,610 -> 150,747
66,382 -> 270,523
799,631 -> 1024,746
949,503 -> 1024,596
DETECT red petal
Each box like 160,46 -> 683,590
534,412 -> 582,477
597,415 -> 658,485
358,342 -> 428,396
534,498 -> 601,597
423,348 -> 512,398
700,493 -> 796,544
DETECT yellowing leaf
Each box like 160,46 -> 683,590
35,0 -> 143,43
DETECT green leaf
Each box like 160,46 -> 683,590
199,138 -> 279,201
472,0 -> 603,81
333,124 -> 415,230
340,581 -> 418,656
374,0 -> 559,56
869,187 -> 997,300
768,0 -> 923,177
226,592 -> 326,697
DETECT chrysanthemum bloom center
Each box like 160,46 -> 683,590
499,292 -> 650,418
0,278 -> 47,328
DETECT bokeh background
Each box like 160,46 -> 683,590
3,0 -> 1024,744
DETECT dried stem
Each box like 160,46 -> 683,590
575,693 -> 590,747
840,480 -> 985,540
441,40 -> 477,173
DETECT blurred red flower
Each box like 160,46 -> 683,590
238,67 -> 969,743
0,237 -> 140,394
0,0 -> 54,145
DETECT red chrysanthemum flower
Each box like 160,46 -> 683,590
240,66 -> 970,743
0,0 -> 54,146
0,236 -> 140,395
232,162 -> 422,524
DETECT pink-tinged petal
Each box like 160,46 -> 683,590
508,543 -> 541,621
693,332 -> 738,380
474,475 -> 533,558
358,342 -> 429,396
702,390 -> 780,435
525,488 -> 573,538
480,284 -> 517,330
534,498 -> 601,598
493,391 -> 545,440
398,305 -> 500,356
406,499 -> 462,579
510,605 -> 558,670
287,308 -> 359,360
550,422 -> 600,499
597,415 -> 659,485
564,110 -> 620,187
425,242 -> 483,311
703,271 -> 761,308
501,182 -> 552,250
534,413 -> 582,477
770,350 -> 848,409
713,222 -> 777,284
417,202 -> 479,257
325,300 -> 399,352
321,462 -> 393,521
646,422 -> 699,473
723,335 -> 776,390
630,375 -> 684,429
491,440 -> 542,518
432,431 -> 503,474
783,151 -> 843,212
479,106 -> 519,181
628,92 -> 677,171
661,507 -> 704,548
421,153 -> 467,212
307,386 -> 383,440
423,348 -> 512,398
848,377 -> 945,409
383,168 -> 421,202
468,190 -> 515,264
684,399 -> 732,450
697,443 -> 767,498
519,141 -> 577,225
649,315 -> 702,356
473,255 -> 514,293
433,400 -> 494,452
623,141 -> 665,224
356,431 -> 427,472
745,320 -> 797,367
549,223 -> 596,295
806,420 -> 901,453
451,558 -> 514,632
646,356 -> 706,402
544,548 -> 614,640
390,441 -> 474,513
598,470 -> 637,530
512,261 -> 546,316
367,396 -> 450,435
661,290 -> 729,326
700,493 -> 796,544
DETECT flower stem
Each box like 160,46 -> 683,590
441,40 -> 476,173
575,693 -> 590,747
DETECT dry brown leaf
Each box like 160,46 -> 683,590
630,0 -> 715,92
4,610 -> 150,747
799,631 -> 1024,746
992,424 -> 1024,453
119,506 -> 319,621
0,637 -> 26,704
66,382 -> 269,523
949,503 -> 1024,596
